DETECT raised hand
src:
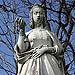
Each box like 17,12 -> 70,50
16,18 -> 26,31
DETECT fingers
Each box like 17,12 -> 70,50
31,49 -> 41,60
15,18 -> 26,30
16,17 -> 22,23
16,18 -> 25,25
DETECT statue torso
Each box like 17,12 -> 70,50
28,28 -> 53,49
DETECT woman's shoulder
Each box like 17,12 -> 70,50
25,29 -> 33,36
45,30 -> 54,35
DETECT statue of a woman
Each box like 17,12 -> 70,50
14,4 -> 65,75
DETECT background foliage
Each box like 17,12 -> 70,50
0,0 -> 75,75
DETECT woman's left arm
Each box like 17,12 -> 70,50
46,30 -> 64,55
31,45 -> 56,59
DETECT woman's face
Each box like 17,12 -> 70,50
33,7 -> 43,23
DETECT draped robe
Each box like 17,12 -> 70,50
14,28 -> 65,75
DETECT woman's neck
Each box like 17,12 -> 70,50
34,21 -> 43,29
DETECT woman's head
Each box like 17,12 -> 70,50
30,4 -> 50,30
32,5 -> 44,22
30,5 -> 44,28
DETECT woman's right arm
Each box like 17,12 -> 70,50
17,29 -> 29,53
14,18 -> 30,63
14,18 -> 29,55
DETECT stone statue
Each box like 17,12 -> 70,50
14,4 -> 65,75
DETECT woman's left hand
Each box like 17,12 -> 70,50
32,45 -> 48,59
